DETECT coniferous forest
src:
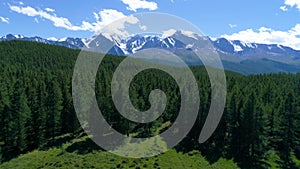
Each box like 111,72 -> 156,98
0,40 -> 300,168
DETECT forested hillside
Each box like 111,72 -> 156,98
0,41 -> 299,169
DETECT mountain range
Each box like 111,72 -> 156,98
1,32 -> 300,74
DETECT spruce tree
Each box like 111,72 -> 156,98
45,80 -> 63,144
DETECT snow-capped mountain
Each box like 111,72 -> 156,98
212,38 -> 299,59
0,34 -> 86,49
90,31 -> 207,57
2,33 -> 298,59
89,31 -> 300,73
1,33 -> 300,74
88,31 -> 300,63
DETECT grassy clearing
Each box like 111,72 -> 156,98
0,137 -> 239,169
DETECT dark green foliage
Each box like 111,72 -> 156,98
0,41 -> 79,161
0,41 -> 299,169
45,80 -> 63,144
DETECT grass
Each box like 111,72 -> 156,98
0,136 -> 239,169
2,135 -> 299,168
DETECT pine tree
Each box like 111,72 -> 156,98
45,80 -> 63,144
0,81 -> 10,161
235,91 -> 268,168
277,92 -> 298,168
12,81 -> 31,153
60,76 -> 77,134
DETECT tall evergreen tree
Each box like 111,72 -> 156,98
45,80 -> 63,144
277,92 -> 298,168
0,81 -> 10,162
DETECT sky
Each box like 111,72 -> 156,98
0,0 -> 300,49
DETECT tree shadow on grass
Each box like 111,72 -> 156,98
39,134 -> 76,151
65,138 -> 103,155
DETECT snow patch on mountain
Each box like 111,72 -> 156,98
81,38 -> 89,48
162,29 -> 177,39
13,34 -> 24,39
180,30 -> 198,40
229,40 -> 243,52
277,44 -> 284,50
186,44 -> 194,49
166,37 -> 175,46
58,37 -> 67,42
47,37 -> 58,41
240,41 -> 256,48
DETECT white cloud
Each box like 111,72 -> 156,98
19,1 -> 24,5
93,12 -> 100,20
9,5 -> 84,30
282,0 -> 300,10
121,0 -> 158,12
139,24 -> 147,31
9,5 -> 138,33
229,24 -> 237,28
34,18 -> 39,23
93,9 -> 127,29
100,14 -> 139,41
0,16 -> 9,23
222,24 -> 300,50
45,8 -> 55,12
280,6 -> 288,11
90,9 -> 140,40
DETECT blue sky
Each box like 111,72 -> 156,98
0,0 -> 300,49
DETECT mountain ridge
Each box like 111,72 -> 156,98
1,33 -> 298,55
1,33 -> 300,74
